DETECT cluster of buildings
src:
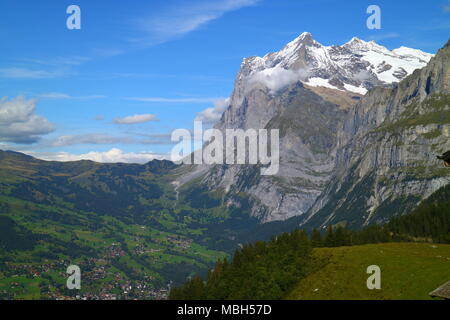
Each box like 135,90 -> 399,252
1,233 -> 201,300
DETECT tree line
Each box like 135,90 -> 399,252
169,183 -> 450,299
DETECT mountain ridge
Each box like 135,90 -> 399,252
176,35 -> 448,225
240,32 -> 433,95
302,38 -> 450,228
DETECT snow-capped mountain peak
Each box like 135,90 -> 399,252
344,37 -> 388,52
297,31 -> 313,40
345,36 -> 368,46
242,33 -> 434,95
392,46 -> 434,63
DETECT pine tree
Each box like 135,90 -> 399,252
324,225 -> 335,247
311,228 -> 323,247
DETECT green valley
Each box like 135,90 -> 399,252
0,150 -> 250,299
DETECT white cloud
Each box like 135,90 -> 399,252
18,56 -> 91,67
49,56 -> 91,66
28,148 -> 166,164
51,134 -> 133,147
113,114 -> 159,124
248,67 -> 309,92
444,1 -> 450,12
38,92 -> 106,100
135,0 -> 261,44
195,97 -> 230,124
39,93 -> 72,99
0,68 -> 68,79
127,97 -> 224,103
3,55 -> 89,80
49,132 -> 175,147
135,133 -> 174,145
1,55 -> 88,80
17,56 -> 92,67
0,96 -> 54,144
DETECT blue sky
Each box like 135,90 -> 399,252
1,0 -> 449,162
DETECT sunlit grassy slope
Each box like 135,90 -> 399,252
286,242 -> 450,300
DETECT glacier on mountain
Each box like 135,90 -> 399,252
243,32 -> 433,95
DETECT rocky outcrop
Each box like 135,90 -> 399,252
176,34 -> 445,225
302,39 -> 450,229
179,81 -> 346,222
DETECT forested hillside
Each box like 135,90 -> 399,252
170,183 -> 450,299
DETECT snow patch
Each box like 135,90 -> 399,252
306,77 -> 338,90
343,83 -> 367,95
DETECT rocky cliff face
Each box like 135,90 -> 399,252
303,39 -> 450,229
177,80 -> 347,222
211,82 -> 347,222
176,33 -> 446,225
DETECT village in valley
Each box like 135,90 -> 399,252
0,235 -> 196,300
